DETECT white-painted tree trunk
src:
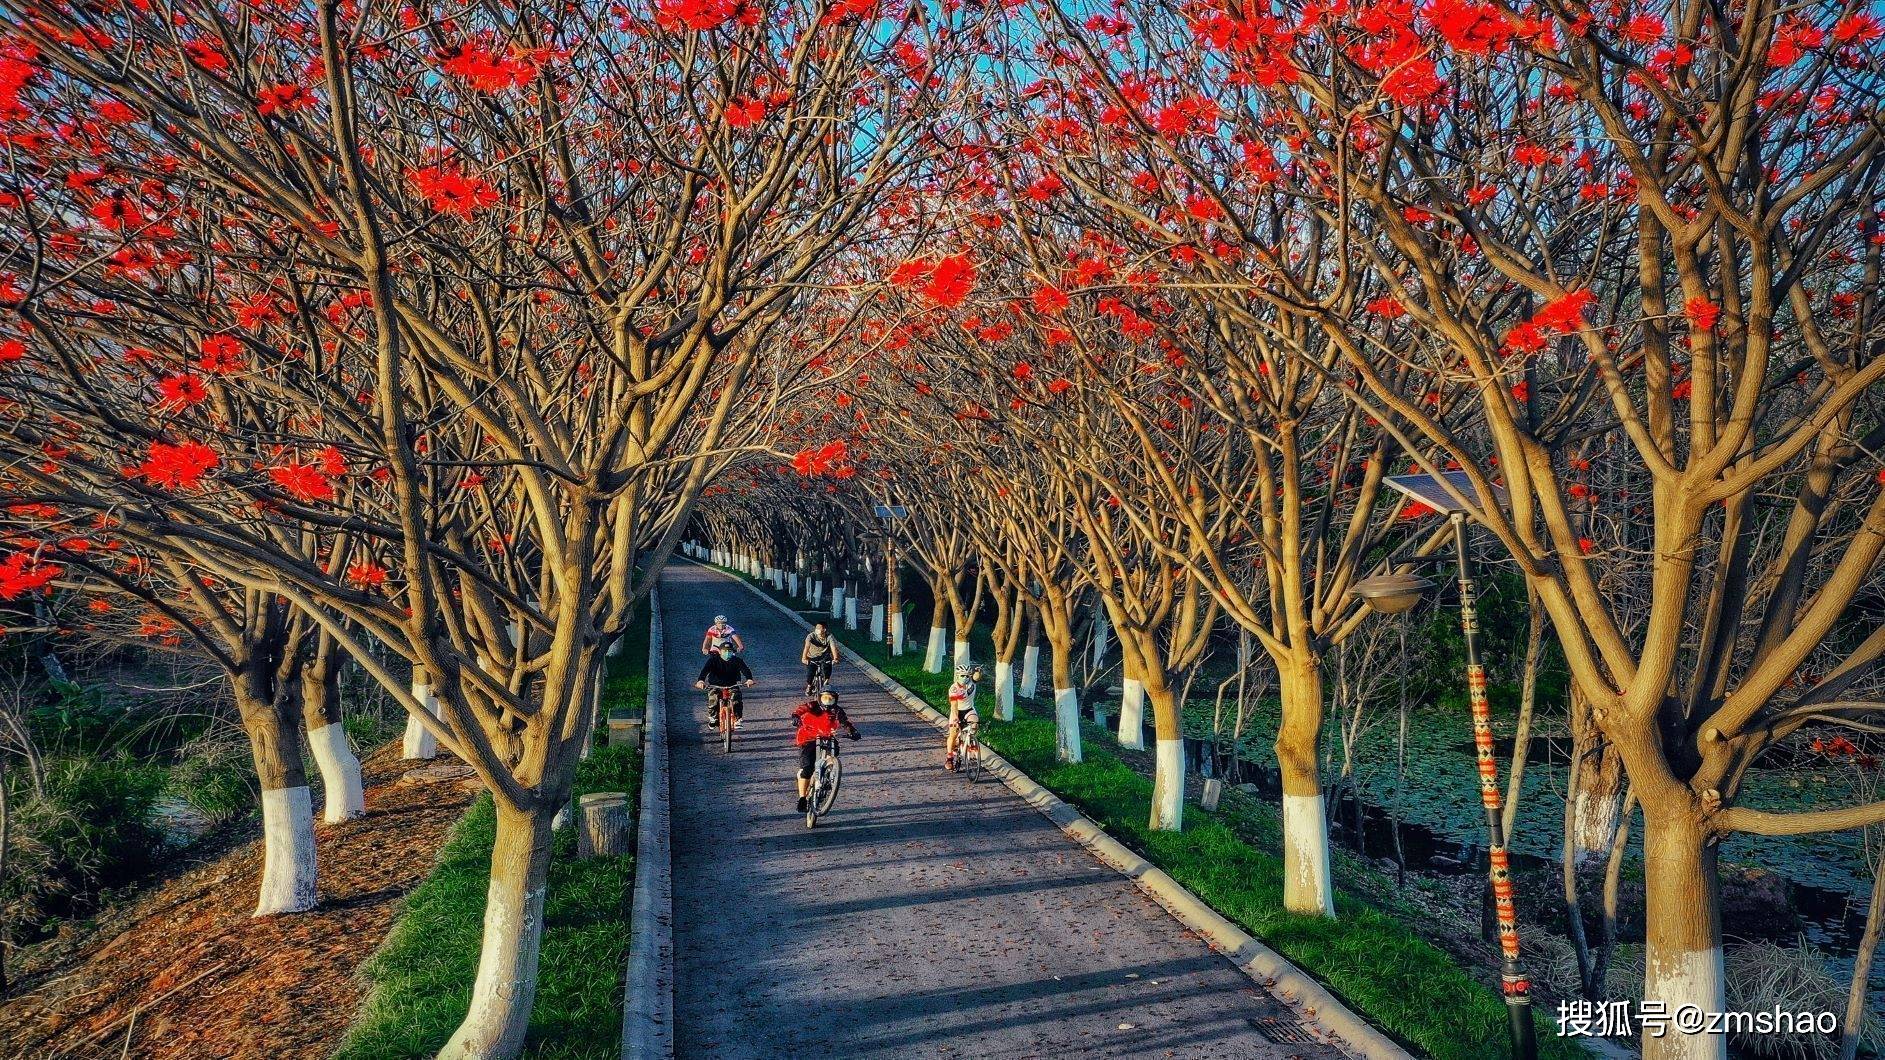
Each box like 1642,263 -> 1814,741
1151,739 -> 1185,831
1643,947 -> 1727,1060
256,785 -> 318,915
830,586 -> 845,619
923,627 -> 947,672
993,661 -> 1015,720
307,723 -> 365,823
438,803 -> 554,1060
953,638 -> 970,668
870,604 -> 885,640
1053,686 -> 1083,763
811,580 -> 823,607
889,611 -> 905,655
1282,794 -> 1337,918
1116,678 -> 1146,750
1641,815 -> 1729,1060
1020,645 -> 1040,698
403,677 -> 440,760
789,572 -> 801,597
845,596 -> 858,630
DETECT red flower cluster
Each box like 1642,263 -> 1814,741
790,440 -> 852,477
822,0 -> 878,23
408,163 -> 501,219
199,334 -> 246,374
439,41 -> 538,92
1425,0 -> 1519,55
656,0 -> 745,31
1502,289 -> 1595,356
1811,735 -> 1879,770
0,53 -> 33,121
1031,285 -> 1070,316
1684,297 -> 1720,331
267,460 -> 336,502
156,373 -> 208,409
257,83 -> 315,116
890,253 -> 976,308
724,97 -> 767,128
132,440 -> 220,490
0,551 -> 61,601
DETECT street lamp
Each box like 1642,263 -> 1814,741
1350,471 -> 1537,1060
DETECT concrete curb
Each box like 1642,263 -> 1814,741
621,588 -> 674,1060
705,559 -> 1413,1060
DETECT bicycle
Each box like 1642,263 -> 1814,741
804,659 -> 833,696
805,734 -> 842,827
956,711 -> 982,783
708,685 -> 737,754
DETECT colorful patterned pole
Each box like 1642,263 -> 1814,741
1453,512 -> 1537,1060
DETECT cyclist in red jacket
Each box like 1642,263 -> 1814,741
791,688 -> 859,812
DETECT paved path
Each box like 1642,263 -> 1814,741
662,562 -> 1349,1058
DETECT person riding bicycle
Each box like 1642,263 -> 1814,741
801,620 -> 839,695
701,614 -> 744,656
792,688 -> 859,812
695,644 -> 755,729
943,662 -> 983,771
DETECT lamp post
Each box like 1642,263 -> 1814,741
1350,472 -> 1536,1060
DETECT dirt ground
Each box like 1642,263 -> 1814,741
0,748 -> 478,1060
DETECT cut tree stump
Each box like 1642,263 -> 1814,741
608,716 -> 643,748
577,792 -> 632,858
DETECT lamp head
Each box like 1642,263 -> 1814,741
1350,572 -> 1435,614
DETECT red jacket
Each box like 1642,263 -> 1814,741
791,701 -> 858,745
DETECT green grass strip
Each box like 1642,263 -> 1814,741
726,565 -> 1581,1060
338,609 -> 649,1060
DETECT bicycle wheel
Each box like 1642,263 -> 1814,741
720,697 -> 733,754
963,735 -> 980,783
813,743 -> 842,815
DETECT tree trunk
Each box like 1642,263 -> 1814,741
1838,854 -> 1883,1060
1640,805 -> 1726,1060
923,587 -> 949,673
1569,685 -> 1625,863
1117,672 -> 1147,751
1275,653 -> 1334,918
405,669 -> 441,760
240,682 -> 317,916
1145,676 -> 1184,832
1046,615 -> 1082,763
1020,609 -> 1041,698
302,656 -> 365,823
993,660 -> 1015,720
439,800 -> 556,1060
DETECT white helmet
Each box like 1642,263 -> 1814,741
713,614 -> 728,625
953,664 -> 975,681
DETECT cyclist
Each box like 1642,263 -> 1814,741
943,662 -> 983,771
801,619 -> 839,695
792,688 -> 860,812
701,614 -> 744,656
695,643 -> 755,729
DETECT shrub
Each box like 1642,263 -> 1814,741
1,755 -> 166,944
166,731 -> 257,824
